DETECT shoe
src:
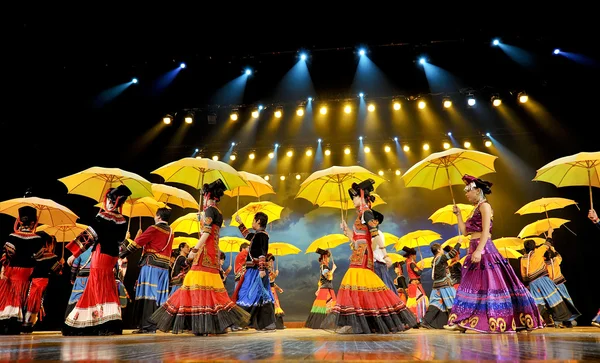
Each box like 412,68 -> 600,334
132,329 -> 156,334
257,328 -> 276,333
592,322 -> 600,328
420,322 -> 434,329
443,324 -> 466,333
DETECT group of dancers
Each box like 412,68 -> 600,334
1,174 -> 600,335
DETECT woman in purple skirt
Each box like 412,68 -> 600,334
444,174 -> 543,333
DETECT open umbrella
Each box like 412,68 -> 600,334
387,253 -> 406,264
172,236 -> 198,249
319,193 -> 386,210
417,257 -> 433,269
429,204 -> 474,225
382,232 -> 400,247
269,242 -> 301,270
0,197 -> 79,227
170,212 -> 202,235
516,197 -> 578,216
305,234 -> 349,254
95,197 -> 168,238
224,171 -> 275,210
37,223 -> 89,260
230,201 -> 284,227
152,183 -> 199,209
219,236 -> 249,267
394,230 -> 441,260
440,235 -> 470,250
401,148 -> 498,203
518,218 -> 571,238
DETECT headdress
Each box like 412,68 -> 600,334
462,174 -> 493,195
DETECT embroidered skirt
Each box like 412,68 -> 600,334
305,287 -> 336,329
0,267 -> 34,322
374,261 -> 398,296
135,265 -> 170,305
23,277 -> 50,327
406,280 -> 429,322
68,276 -> 89,305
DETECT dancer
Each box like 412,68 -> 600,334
266,254 -> 285,329
305,248 -> 336,329
588,209 -> 600,328
65,247 -> 92,319
393,261 -> 408,302
22,232 -> 63,332
219,252 -> 232,287
444,175 -> 543,333
446,245 -> 462,290
421,242 -> 461,329
403,247 -> 428,323
120,207 -> 174,334
233,212 -> 276,331
324,179 -> 417,334
544,242 -> 581,327
0,206 -> 45,335
63,185 -> 131,336
373,232 -> 397,295
151,179 -> 249,335
234,242 -> 250,289
169,242 -> 190,296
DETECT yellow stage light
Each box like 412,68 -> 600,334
286,150 -> 293,157
212,155 -> 219,161
295,174 -> 301,180
518,92 -> 529,103
403,145 -> 410,152
485,140 -> 492,147
384,145 -> 391,153
344,105 -> 352,114
320,106 -> 328,115
296,108 -> 304,116
324,149 -> 331,156
274,110 -> 282,118
344,148 -> 351,155
367,104 -> 375,112
230,113 -> 238,121
251,110 -> 259,118
393,102 -> 401,110
418,101 -> 426,109
268,152 -> 274,159
423,143 -> 430,151
264,175 -> 270,181
464,141 -> 471,148
395,170 -> 401,176
184,116 -> 193,124
443,100 -> 452,108
378,170 -> 384,176
162,116 -> 172,125
280,175 -> 285,181
230,154 -> 236,161
249,153 -> 255,160
364,146 -> 370,153
443,142 -> 451,150
305,149 -> 313,156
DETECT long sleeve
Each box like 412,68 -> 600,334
66,225 -> 98,259
410,262 -> 422,277
249,232 -> 269,271
70,255 -> 81,283
362,210 -> 380,238
238,223 -> 253,240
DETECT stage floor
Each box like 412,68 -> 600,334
1,327 -> 599,361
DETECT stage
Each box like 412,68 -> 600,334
1,327 -> 599,361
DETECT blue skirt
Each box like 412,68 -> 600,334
169,284 -> 181,296
529,276 -> 563,308
68,276 -> 88,305
593,311 -> 600,324
555,283 -> 581,321
135,265 -> 170,305
236,268 -> 274,307
429,286 -> 456,312
374,261 -> 398,296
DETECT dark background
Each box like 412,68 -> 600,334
2,13 -> 600,329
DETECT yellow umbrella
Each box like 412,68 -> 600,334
387,253 -> 406,264
497,247 -> 523,259
37,223 -> 89,242
516,197 -> 578,216
151,157 -> 247,209
295,166 -> 386,221
171,212 -> 202,235
441,235 -> 470,250
518,218 -> 570,238
401,148 -> 498,203
305,234 -> 349,254
224,171 -> 275,199
417,257 -> 433,269
219,236 -> 249,267
382,232 -> 400,247
0,197 -> 79,226
152,184 -> 199,209
394,230 -> 441,259
527,237 -> 547,246
172,236 -> 198,249
429,204 -> 475,225
230,201 -> 284,227
96,197 -> 168,238
319,193 -> 386,210
533,151 -> 600,208
58,166 -> 153,202
493,237 -> 524,249
269,242 -> 301,270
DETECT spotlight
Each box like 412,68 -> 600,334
344,147 -> 351,155
467,95 -> 476,107
286,150 -> 293,157
259,105 -> 264,110
419,58 -> 426,65
162,114 -> 173,125
319,106 -> 327,115
230,154 -> 236,161
180,63 -> 186,69
518,92 -> 529,103
443,98 -> 452,108
324,149 -> 331,156
394,137 -> 398,141
296,107 -> 304,116
378,170 -> 384,176
395,170 -> 401,176
245,68 -> 252,75
249,152 -> 255,160
231,142 -> 236,146
403,145 -> 410,152
317,138 -> 322,143
305,149 -> 313,157
443,141 -> 451,150
274,106 -> 283,118
393,100 -> 401,110
268,152 -> 274,159
423,143 -> 430,151
492,39 -> 500,46
280,175 -> 285,181
344,104 -> 352,114
464,141 -> 471,148
264,175 -> 270,181
184,112 -> 194,124
491,96 -> 502,107
230,111 -> 238,121
300,52 -> 307,61
484,138 -> 493,147
212,155 -> 219,161
486,132 -> 491,137
384,145 -> 391,153
251,109 -> 259,118
132,78 -> 138,84
553,49 -> 560,55
308,97 -> 313,102
195,148 -> 199,152
418,100 -> 426,109
447,132 -> 452,136
367,103 -> 375,112
358,48 -> 366,56
359,92 -> 364,98
364,146 -> 371,153
274,143 -> 279,148
295,174 -> 301,180
359,136 -> 363,141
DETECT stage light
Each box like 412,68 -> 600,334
518,92 -> 529,103
286,150 -> 293,157
230,154 -> 236,161
162,114 -> 173,125
308,97 -> 313,102
230,111 -> 238,121
364,146 -> 371,153
492,39 -> 500,46
280,175 -> 285,181
423,143 -> 430,151
403,145 -> 410,152
443,141 -> 451,150
393,101 -> 401,110
296,107 -> 304,116
305,149 -> 313,156
395,170 -> 401,176
184,116 -> 193,124
467,95 -> 476,107
300,53 -> 307,61
394,137 -> 398,141
325,149 -> 331,156
132,78 -> 138,84
295,174 -> 301,180
384,145 -> 391,153
264,175 -> 270,181
367,103 -> 375,112
447,132 -> 452,136
553,48 -> 560,55
344,147 -> 351,155
259,105 -> 264,110
251,109 -> 259,118
358,48 -> 366,56
378,170 -> 384,176
319,106 -> 328,115
268,152 -> 274,159
491,96 -> 502,107
486,132 -> 491,137
317,138 -> 322,143
443,98 -> 452,108
195,148 -> 199,152
274,143 -> 279,148
359,92 -> 364,98
274,107 -> 283,118
249,152 -> 255,160
419,58 -> 426,65
344,104 -> 352,114
212,155 -> 219,161
484,139 -> 493,147
180,63 -> 186,69
231,142 -> 236,146
245,68 -> 252,75
464,141 -> 471,148
358,136 -> 363,141
418,100 -> 426,109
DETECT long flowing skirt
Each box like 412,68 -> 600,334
407,281 -> 429,322
23,277 -> 50,328
271,286 -> 285,329
528,276 -> 576,322
234,268 -> 275,330
0,267 -> 33,334
133,265 -> 169,330
151,266 -> 250,335
322,266 -> 417,334
374,261 -> 398,296
450,238 -> 544,333
555,283 -> 581,321
305,287 -> 336,329
423,286 -> 455,329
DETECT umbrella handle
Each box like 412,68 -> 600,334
589,169 -> 594,210
126,215 -> 132,240
337,184 -> 345,224
445,168 -> 456,205
229,250 -> 232,268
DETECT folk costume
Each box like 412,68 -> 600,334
234,246 -> 249,290
403,247 -> 429,322
448,253 -> 462,290
323,179 -> 417,334
267,254 -> 285,329
120,214 -> 174,333
393,261 -> 408,302
65,248 -> 93,318
305,248 -> 336,329
151,180 -> 249,335
447,175 -> 543,333
0,206 -> 45,335
373,231 -> 397,296
63,185 -> 131,336
169,253 -> 189,296
544,248 -> 581,327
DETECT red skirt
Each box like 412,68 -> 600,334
24,277 -> 49,327
65,248 -> 121,328
0,267 -> 34,321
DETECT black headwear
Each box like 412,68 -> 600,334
107,185 -> 132,202
315,248 -> 331,257
202,179 -> 227,201
372,210 -> 384,225
348,179 -> 376,202
18,206 -> 37,224
401,246 -> 417,256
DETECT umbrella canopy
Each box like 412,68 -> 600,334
305,234 -> 349,254
517,218 -> 570,238
96,197 -> 168,218
37,223 -> 88,242
515,197 -> 578,215
417,257 -> 433,269
394,230 -> 442,251
319,193 -> 386,210
152,184 -> 199,209
429,204 -> 475,225
382,232 -> 400,247
219,236 -> 249,253
493,237 -> 525,249
151,157 -> 247,191
170,212 -> 202,235
269,242 -> 301,256
387,253 -> 406,264
58,166 -> 153,202
172,236 -> 198,249
223,171 -> 275,198
230,201 -> 284,227
497,247 -> 523,259
0,197 -> 79,226
441,235 -> 470,250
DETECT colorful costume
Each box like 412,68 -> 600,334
120,219 -> 173,333
151,180 -> 249,335
450,199 -> 543,333
545,248 -> 581,326
233,222 -> 276,330
449,259 -> 462,290
422,243 -> 461,329
305,249 -> 336,329
63,185 -> 131,336
169,254 -> 189,296
0,206 -> 44,335
269,267 -> 285,329
323,180 -> 417,334
372,232 -> 397,296
234,248 -> 248,289
405,252 -> 429,323
65,248 -> 93,318
393,261 -> 408,302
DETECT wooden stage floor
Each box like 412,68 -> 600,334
1,327 -> 599,361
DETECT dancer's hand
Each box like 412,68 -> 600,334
471,250 -> 482,263
259,270 -> 266,278
452,205 -> 460,215
589,209 -> 599,223
188,251 -> 197,260
67,255 -> 75,266
235,215 -> 243,224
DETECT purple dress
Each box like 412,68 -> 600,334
449,203 -> 544,333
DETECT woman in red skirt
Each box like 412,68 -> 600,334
305,248 -> 336,329
62,185 -> 131,336
0,206 -> 45,335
